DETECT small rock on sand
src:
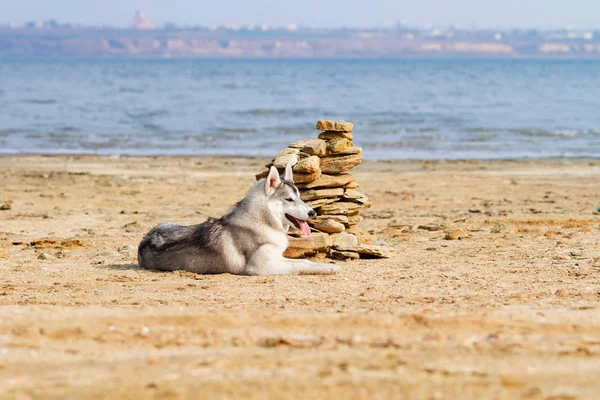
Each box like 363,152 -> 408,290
329,249 -> 360,260
37,252 -> 56,260
444,229 -> 469,240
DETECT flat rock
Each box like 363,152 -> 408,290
293,156 -> 320,174
343,189 -> 369,204
284,233 -> 334,258
344,181 -> 359,189
337,146 -> 362,155
418,224 -> 444,232
293,169 -> 321,184
444,229 -> 470,240
320,153 -> 363,174
333,233 -> 359,249
289,139 -> 327,157
300,188 -> 344,201
255,170 -> 270,181
309,214 -> 349,225
312,219 -> 345,234
319,201 -> 363,215
37,252 -> 55,260
316,120 -> 354,132
356,244 -> 395,259
329,249 -> 360,261
296,174 -> 355,190
346,215 -> 363,226
273,148 -> 300,168
327,138 -> 353,154
318,131 -> 353,140
305,198 -> 338,208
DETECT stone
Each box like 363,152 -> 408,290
293,169 -> 321,184
318,201 -> 363,215
309,214 -> 349,225
318,131 -> 353,141
312,219 -> 345,234
255,170 -> 270,180
337,146 -> 362,155
316,120 -> 354,132
273,148 -> 300,168
345,225 -> 372,243
343,189 -> 369,204
444,229 -> 470,240
0,201 -> 13,211
37,252 -> 55,260
344,181 -> 360,189
300,188 -> 344,201
418,224 -> 446,232
295,174 -> 355,190
327,138 -> 352,154
293,156 -> 320,174
329,249 -> 360,260
284,233 -> 334,258
320,153 -> 363,174
347,215 -> 363,226
306,198 -> 338,208
356,244 -> 394,259
289,139 -> 327,157
333,233 -> 359,249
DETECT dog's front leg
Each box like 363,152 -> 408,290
245,245 -> 340,275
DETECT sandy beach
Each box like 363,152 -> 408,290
0,155 -> 599,399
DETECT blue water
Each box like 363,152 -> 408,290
0,58 -> 599,159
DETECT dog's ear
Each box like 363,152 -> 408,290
265,166 -> 281,196
283,163 -> 294,183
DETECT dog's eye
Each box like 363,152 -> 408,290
286,198 -> 294,202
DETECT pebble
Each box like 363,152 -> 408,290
37,252 -> 55,260
444,229 -> 469,240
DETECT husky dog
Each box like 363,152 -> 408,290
138,164 -> 339,275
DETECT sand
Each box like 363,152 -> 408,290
0,155 -> 599,399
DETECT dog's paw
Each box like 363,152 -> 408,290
312,262 -> 341,275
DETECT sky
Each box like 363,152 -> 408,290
1,0 -> 599,30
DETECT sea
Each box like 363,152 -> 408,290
0,58 -> 599,160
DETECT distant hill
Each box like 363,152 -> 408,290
1,27 -> 599,58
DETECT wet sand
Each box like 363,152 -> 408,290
0,155 -> 599,399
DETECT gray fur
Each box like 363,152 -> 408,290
138,164 -> 340,275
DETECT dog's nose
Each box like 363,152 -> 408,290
308,209 -> 316,218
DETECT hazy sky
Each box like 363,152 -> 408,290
1,0 -> 599,29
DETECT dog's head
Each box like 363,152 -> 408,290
264,164 -> 315,236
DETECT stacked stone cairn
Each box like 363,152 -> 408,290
255,120 -> 393,260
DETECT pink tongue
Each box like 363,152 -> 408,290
297,219 -> 311,236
